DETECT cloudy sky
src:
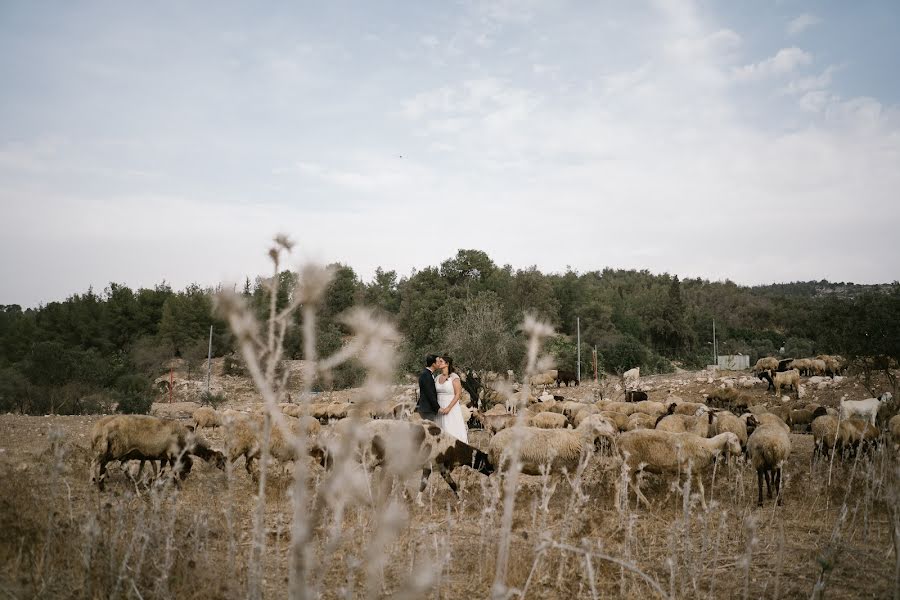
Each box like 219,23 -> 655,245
2,1 -> 898,307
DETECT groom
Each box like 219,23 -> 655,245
416,354 -> 442,422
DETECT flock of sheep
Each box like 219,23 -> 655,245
88,359 -> 900,512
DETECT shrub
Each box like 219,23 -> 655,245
223,354 -> 246,376
114,374 -> 153,414
200,391 -> 226,408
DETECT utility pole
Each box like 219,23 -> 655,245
206,325 -> 213,396
576,317 -> 581,382
712,319 -> 717,367
592,346 -> 598,382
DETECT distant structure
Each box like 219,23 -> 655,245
717,354 -> 750,370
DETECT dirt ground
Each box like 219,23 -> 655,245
0,367 -> 897,598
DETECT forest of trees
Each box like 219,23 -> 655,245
1,249 -> 898,414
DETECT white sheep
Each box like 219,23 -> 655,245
624,412 -> 657,431
839,392 -> 893,427
753,357 -> 778,373
632,400 -> 666,417
617,429 -> 742,510
713,411 -> 754,451
655,413 -> 714,438
529,412 -> 568,429
623,367 -> 640,383
747,421 -> 792,506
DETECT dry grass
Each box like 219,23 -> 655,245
0,237 -> 897,599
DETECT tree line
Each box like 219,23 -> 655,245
1,249 -> 898,414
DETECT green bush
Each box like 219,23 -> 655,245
115,374 -> 153,414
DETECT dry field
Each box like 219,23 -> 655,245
1,367 -> 898,599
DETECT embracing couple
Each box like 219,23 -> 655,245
415,354 -> 468,443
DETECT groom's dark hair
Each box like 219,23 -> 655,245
425,354 -> 438,367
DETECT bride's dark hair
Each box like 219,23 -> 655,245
441,354 -> 455,376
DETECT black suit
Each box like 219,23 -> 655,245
416,368 -> 440,421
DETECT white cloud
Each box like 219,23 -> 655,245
733,47 -> 813,82
787,13 -> 821,35
783,65 -> 838,95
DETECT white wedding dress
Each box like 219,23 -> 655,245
435,373 -> 468,443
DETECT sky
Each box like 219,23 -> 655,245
1,0 -> 899,307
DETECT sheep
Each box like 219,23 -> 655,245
550,401 -> 590,418
706,388 -> 751,412
655,413 -> 715,438
714,411 -> 755,451
672,402 -> 709,416
488,417 -> 617,477
602,401 -> 637,416
839,393 -> 894,427
91,415 -> 225,490
617,430 -> 742,510
192,407 -> 223,430
529,412 -> 568,429
599,411 -> 630,432
474,410 -> 517,435
789,359 -> 813,377
632,400 -> 666,418
624,412 -> 657,431
789,406 -> 828,432
811,415 -> 851,461
556,369 -> 579,387
624,390 -> 648,402
843,418 -> 881,456
569,405 -> 600,428
224,415 -> 320,478
753,412 -> 791,434
760,369 -> 800,398
753,357 -> 779,374
810,359 -> 827,376
623,367 -> 640,384
529,369 -> 558,387
747,421 -> 792,506
346,419 -> 494,502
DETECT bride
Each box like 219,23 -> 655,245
435,355 -> 468,443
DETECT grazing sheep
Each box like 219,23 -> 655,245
624,390 -> 648,402
599,411 -> 631,432
839,393 -> 894,427
789,359 -> 813,377
556,369 -> 579,387
889,414 -> 900,451
714,411 -> 755,451
655,413 -> 715,438
753,412 -> 791,434
570,405 -> 600,428
225,415 -> 319,478
488,417 -> 616,477
747,422 -> 792,506
603,401 -> 637,416
753,357 -> 779,374
624,412 -> 657,431
843,418 -> 881,456
529,412 -> 568,429
810,359 -> 827,376
349,420 -> 494,501
91,415 -> 224,490
811,415 -> 851,461
617,430 -> 742,510
529,369 -> 558,387
759,369 -> 800,398
474,410 -> 517,435
192,407 -> 223,430
672,402 -> 709,416
632,400 -> 666,417
707,388 -> 752,413
789,407 -> 828,432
